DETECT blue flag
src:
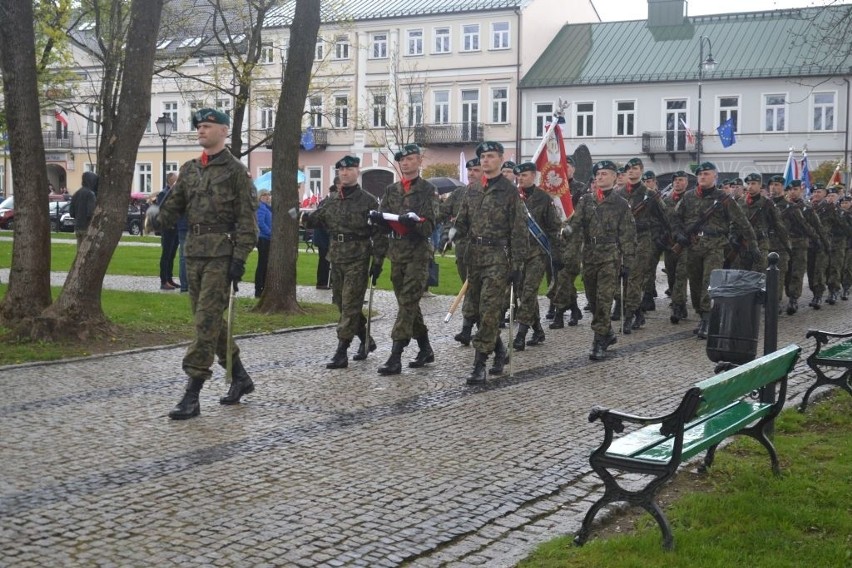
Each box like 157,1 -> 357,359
717,118 -> 736,148
301,126 -> 316,151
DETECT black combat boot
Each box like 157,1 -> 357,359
549,309 -> 565,329
632,309 -> 645,330
409,335 -> 435,368
842,287 -> 850,301
545,302 -> 555,320
670,303 -> 682,324
826,290 -> 837,305
678,304 -> 689,320
513,324 -> 529,351
352,330 -> 377,361
490,336 -> 509,375
697,313 -> 710,340
568,303 -> 582,326
454,317 -> 474,346
640,292 -> 655,312
378,340 -> 407,375
326,339 -> 351,369
611,299 -> 622,321
467,351 -> 488,385
169,377 -> 205,420
584,302 -> 592,311
220,358 -> 255,405
526,322 -> 546,346
602,330 -> 617,350
621,311 -> 634,335
811,294 -> 822,309
589,334 -> 606,361
786,297 -> 798,315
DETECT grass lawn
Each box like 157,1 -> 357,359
520,392 -> 852,568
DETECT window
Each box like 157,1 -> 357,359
166,162 -> 179,175
434,90 -> 450,124
434,27 -> 450,54
315,37 -> 324,60
491,87 -> 508,124
462,24 -> 480,52
179,37 -> 202,48
535,103 -> 554,137
136,163 -> 152,193
334,95 -> 349,128
87,104 -> 100,135
163,101 -> 179,131
372,94 -> 387,127
405,29 -> 424,56
408,92 -> 423,127
260,107 -> 275,130
309,96 -> 323,128
216,98 -> 232,117
491,22 -> 510,50
718,96 -> 739,132
615,100 -> 635,136
156,39 -> 172,50
260,43 -> 274,64
307,167 -> 323,195
334,35 -> 350,60
813,92 -> 835,131
575,102 -> 594,137
371,33 -> 388,59
764,94 -> 786,132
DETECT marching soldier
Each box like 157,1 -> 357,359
512,162 -> 562,350
805,183 -> 833,308
501,161 -> 517,183
305,156 -> 381,368
371,144 -> 439,375
783,180 -> 822,314
839,195 -> 852,300
823,187 -> 852,304
152,108 -> 259,420
733,173 -> 790,273
641,169 -> 665,311
671,162 -> 757,339
766,176 -> 794,307
568,160 -> 636,361
453,141 -> 528,384
664,171 -> 690,323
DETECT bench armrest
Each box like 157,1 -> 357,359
806,329 -> 852,358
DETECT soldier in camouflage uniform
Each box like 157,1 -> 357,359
439,158 -> 482,345
839,195 -> 852,300
453,141 -> 528,384
569,160 -> 637,361
765,176 -> 794,307
370,144 -> 439,375
806,183 -> 833,308
783,180 -> 823,314
306,156 -> 381,368
671,162 -> 757,339
732,173 -> 790,274
511,162 -> 562,351
823,188 -> 852,304
641,169 -> 665,311
154,108 -> 259,420
664,171 -> 690,323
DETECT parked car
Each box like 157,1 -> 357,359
0,196 -> 13,230
61,203 -> 143,235
49,201 -> 71,232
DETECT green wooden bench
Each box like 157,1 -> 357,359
574,344 -> 801,550
800,329 -> 852,412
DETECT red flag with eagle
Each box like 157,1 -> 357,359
533,121 -> 574,221
827,163 -> 842,187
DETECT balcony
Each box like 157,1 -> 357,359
264,127 -> 328,150
641,131 -> 702,160
414,123 -> 484,146
43,131 -> 75,150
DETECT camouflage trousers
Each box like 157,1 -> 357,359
686,236 -> 725,315
390,257 -> 429,341
785,238 -> 809,300
664,248 -> 689,307
732,238 -> 769,273
183,256 -> 240,381
583,256 -> 618,336
827,236 -> 846,292
515,254 -> 548,327
843,245 -> 852,290
547,243 -> 582,310
455,241 -> 476,320
807,245 -> 829,294
331,257 -> 369,341
468,261 -> 511,354
644,248 -> 663,297
614,232 -> 653,312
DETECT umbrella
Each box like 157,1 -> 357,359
254,169 -> 305,191
130,192 -> 150,201
426,177 -> 465,195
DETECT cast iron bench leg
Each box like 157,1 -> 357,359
640,499 -> 674,551
697,444 -> 719,474
574,489 -> 617,546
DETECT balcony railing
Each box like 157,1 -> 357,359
264,127 -> 328,150
43,131 -> 75,150
414,123 -> 484,146
641,131 -> 701,159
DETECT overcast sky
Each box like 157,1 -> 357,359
592,0 -> 852,21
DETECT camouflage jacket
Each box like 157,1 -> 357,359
569,179 -> 588,207
737,194 -> 790,251
663,190 -> 687,227
306,184 -> 379,263
618,181 -> 667,237
454,175 -> 528,271
569,189 -> 637,264
439,184 -> 481,245
522,185 -> 562,261
159,149 -> 258,261
798,199 -> 831,248
376,177 -> 439,263
672,187 -> 756,244
776,197 -> 820,242
814,200 -> 849,239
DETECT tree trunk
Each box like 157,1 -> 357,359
256,0 -> 320,314
33,0 -> 165,341
0,0 -> 53,329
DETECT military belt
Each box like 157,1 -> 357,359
696,229 -> 723,237
389,231 -> 424,241
585,236 -> 617,245
191,223 -> 235,236
333,233 -> 368,242
471,236 -> 508,246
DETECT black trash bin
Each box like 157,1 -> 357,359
706,269 -> 765,365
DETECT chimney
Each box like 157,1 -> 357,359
648,0 -> 688,27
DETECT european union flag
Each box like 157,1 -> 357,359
717,118 -> 736,148
301,126 -> 316,151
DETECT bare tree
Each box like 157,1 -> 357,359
256,0 -> 320,314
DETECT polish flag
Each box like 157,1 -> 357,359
55,109 -> 69,127
531,121 -> 574,221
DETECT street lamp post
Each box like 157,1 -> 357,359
155,113 -> 174,190
696,35 -> 717,165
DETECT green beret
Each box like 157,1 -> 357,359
768,175 -> 785,185
672,170 -> 689,179
695,161 -> 717,173
335,155 -> 360,169
626,157 -> 643,169
191,108 -> 230,128
393,144 -> 421,162
465,158 -> 480,169
812,182 -> 826,191
476,141 -> 504,157
786,179 -> 803,190
617,166 -> 626,174
732,178 -> 744,185
641,170 -> 656,180
744,173 -> 762,183
566,156 -> 576,167
840,195 -> 851,202
592,160 -> 618,176
513,162 -> 536,175
826,186 -> 838,194
501,161 -> 517,171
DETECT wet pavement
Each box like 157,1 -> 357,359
1,267 -> 849,567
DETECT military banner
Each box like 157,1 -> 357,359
532,122 -> 574,221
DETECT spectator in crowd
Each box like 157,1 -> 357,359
68,171 -> 97,245
255,189 -> 272,297
158,173 -> 180,290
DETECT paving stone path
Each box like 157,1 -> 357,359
1,266 -> 849,566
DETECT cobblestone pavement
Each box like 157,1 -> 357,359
1,266 -> 849,567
